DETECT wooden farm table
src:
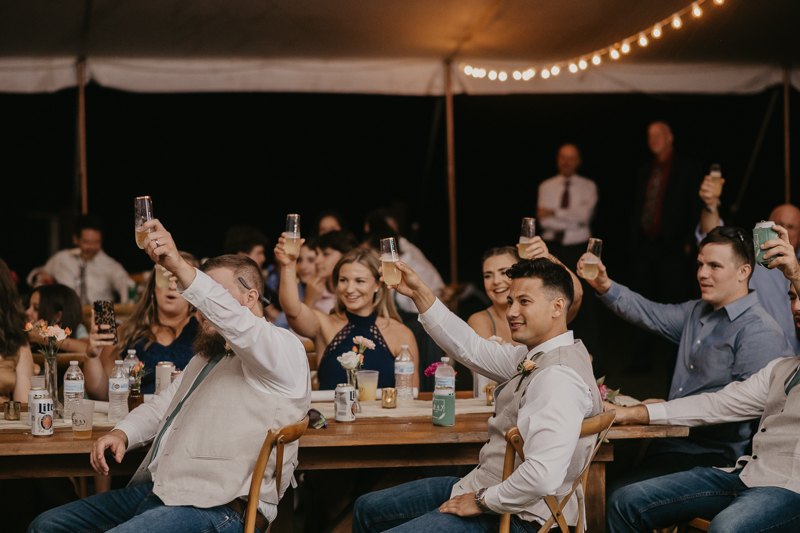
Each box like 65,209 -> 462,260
0,405 -> 688,533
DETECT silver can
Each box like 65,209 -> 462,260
28,387 -> 46,425
31,393 -> 54,436
334,383 -> 356,422
170,369 -> 182,383
155,361 -> 175,393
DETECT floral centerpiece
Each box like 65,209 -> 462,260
25,320 -> 71,419
596,376 -> 620,404
129,361 -> 146,391
337,336 -> 375,413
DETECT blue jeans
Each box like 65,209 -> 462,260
353,477 -> 540,533
28,482 -> 262,533
608,467 -> 800,533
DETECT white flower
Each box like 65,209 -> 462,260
337,351 -> 361,370
488,335 -> 504,345
352,336 -> 376,351
42,325 -> 69,342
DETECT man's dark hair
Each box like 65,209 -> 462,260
505,258 -> 574,311
75,214 -> 103,236
700,227 -> 755,275
223,226 -> 269,255
201,254 -> 264,298
316,230 -> 357,255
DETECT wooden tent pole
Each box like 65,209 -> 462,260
78,58 -> 88,215
445,60 -> 457,284
784,66 -> 791,203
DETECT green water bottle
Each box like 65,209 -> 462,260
432,357 -> 456,427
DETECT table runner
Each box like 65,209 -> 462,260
311,398 -> 494,420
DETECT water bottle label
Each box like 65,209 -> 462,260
435,377 -> 455,389
64,381 -> 84,393
395,362 -> 414,374
109,378 -> 129,392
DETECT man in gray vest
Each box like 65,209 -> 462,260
606,226 -> 800,532
30,219 -> 311,533
353,258 -> 602,533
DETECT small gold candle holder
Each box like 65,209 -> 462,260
4,401 -> 21,421
381,388 -> 397,409
485,384 -> 496,406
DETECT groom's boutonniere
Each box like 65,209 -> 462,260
514,351 -> 543,392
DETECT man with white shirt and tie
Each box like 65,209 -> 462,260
29,219 -> 311,533
353,257 -> 602,533
607,226 -> 800,532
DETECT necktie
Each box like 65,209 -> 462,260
148,352 -> 225,465
553,180 -> 571,244
785,364 -> 800,395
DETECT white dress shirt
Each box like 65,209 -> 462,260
419,299 -> 593,520
537,174 -> 598,246
395,237 -> 445,314
116,269 -> 310,521
42,248 -> 135,304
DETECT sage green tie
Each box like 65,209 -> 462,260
148,352 -> 225,465
786,364 -> 800,395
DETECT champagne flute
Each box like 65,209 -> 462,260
380,238 -> 402,285
518,218 -> 536,259
284,214 -> 301,256
583,238 -> 603,280
134,196 -> 154,249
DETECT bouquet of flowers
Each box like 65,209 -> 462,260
25,320 -> 71,418
129,361 -> 146,392
596,376 -> 620,404
337,336 -> 375,387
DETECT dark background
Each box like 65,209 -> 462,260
2,85 -> 797,397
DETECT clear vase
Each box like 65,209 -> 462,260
43,354 -> 63,419
348,369 -> 362,414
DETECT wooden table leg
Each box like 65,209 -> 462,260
585,443 -> 612,533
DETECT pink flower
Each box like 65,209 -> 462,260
424,362 -> 441,377
352,336 -> 376,351
598,384 -> 609,401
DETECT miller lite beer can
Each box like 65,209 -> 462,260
334,383 -> 356,422
28,387 -> 45,425
155,361 -> 175,393
31,392 -> 54,436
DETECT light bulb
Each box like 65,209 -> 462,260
672,14 -> 682,28
652,24 -> 662,38
610,48 -> 620,60
488,70 -> 498,80
471,69 -> 479,78
464,65 -> 473,75
714,0 -> 724,4
692,3 -> 702,17
523,68 -> 535,80
569,63 -> 578,73
541,69 -> 551,79
578,59 -> 587,70
639,33 -> 649,47
480,69 -> 487,78
551,65 -> 560,76
621,41 -> 631,54
592,55 -> 601,65
498,71 -> 507,81
513,70 -> 522,80
476,68 -> 486,78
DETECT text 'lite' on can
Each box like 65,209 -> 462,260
28,387 -> 45,426
31,392 -> 54,436
155,361 -> 175,393
334,383 -> 356,422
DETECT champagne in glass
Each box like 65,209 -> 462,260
134,196 -> 154,249
284,214 -> 301,256
583,238 -> 603,280
380,238 -> 402,285
154,266 -> 172,288
710,164 -> 723,196
518,217 -> 536,259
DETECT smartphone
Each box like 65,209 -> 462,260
93,300 -> 118,344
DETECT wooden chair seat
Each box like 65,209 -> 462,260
499,410 -> 616,533
244,415 -> 309,533
681,518 -> 711,532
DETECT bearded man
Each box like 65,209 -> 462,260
29,219 -> 310,533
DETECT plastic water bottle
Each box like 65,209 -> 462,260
108,360 -> 130,423
63,361 -> 85,418
123,349 -> 140,387
395,344 -> 415,401
432,357 -> 456,426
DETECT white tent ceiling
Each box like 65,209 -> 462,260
1,0 -> 798,94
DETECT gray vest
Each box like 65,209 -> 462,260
733,356 -> 800,493
130,354 -> 310,508
451,340 -> 602,525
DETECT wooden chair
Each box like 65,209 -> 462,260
244,415 -> 309,533
499,410 -> 616,533
680,518 -> 710,532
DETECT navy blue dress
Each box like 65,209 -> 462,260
128,316 -> 199,394
317,311 -> 396,390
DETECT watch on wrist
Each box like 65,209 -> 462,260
474,488 -> 495,514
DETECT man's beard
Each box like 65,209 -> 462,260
193,324 -> 228,359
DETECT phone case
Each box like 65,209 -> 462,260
93,300 -> 118,344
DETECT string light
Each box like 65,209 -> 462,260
461,0 -> 721,82
652,23 -> 662,38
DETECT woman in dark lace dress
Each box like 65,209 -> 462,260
276,240 -> 418,390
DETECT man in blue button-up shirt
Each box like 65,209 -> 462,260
577,226 -> 793,494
